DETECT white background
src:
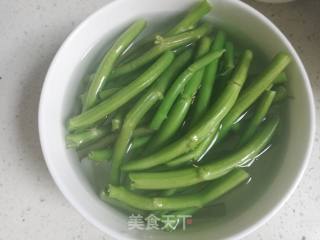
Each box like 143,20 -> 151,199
0,0 -> 319,239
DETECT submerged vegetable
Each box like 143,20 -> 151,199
68,51 -> 175,131
147,37 -> 213,151
219,53 -> 291,140
110,50 -> 193,185
108,169 -> 249,210
149,49 -> 225,131
122,50 -> 253,171
111,23 -> 211,78
65,1 -> 291,227
128,116 -> 279,190
191,30 -> 226,123
83,20 -> 147,110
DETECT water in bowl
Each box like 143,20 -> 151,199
68,12 -> 290,231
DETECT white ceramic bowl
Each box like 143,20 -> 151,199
38,0 -> 315,239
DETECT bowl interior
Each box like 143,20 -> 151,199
39,0 -> 314,239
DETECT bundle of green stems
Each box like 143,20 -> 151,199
65,0 -> 291,229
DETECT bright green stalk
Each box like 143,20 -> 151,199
122,50 -> 253,171
219,53 -> 291,140
239,90 -> 276,146
88,134 -> 153,162
66,127 -> 109,149
83,20 -> 147,110
68,51 -> 175,131
108,169 -> 249,210
99,87 -> 120,100
160,182 -> 208,197
77,134 -> 116,158
129,116 -> 278,190
112,110 -> 125,131
100,190 -> 146,215
221,41 -> 235,76
161,168 -> 245,230
88,149 -> 112,161
168,89 -> 270,167
130,136 -> 150,150
167,0 -> 212,35
191,31 -> 226,124
166,133 -> 217,167
115,0 -> 210,68
149,49 -> 225,131
247,71 -> 288,88
77,127 -> 153,158
82,76 -> 119,111
111,93 -> 163,185
111,23 -> 211,79
147,37 -> 212,151
211,41 -> 236,103
110,50 -> 193,185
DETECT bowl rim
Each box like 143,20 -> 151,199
38,0 -> 316,239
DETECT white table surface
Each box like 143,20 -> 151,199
0,0 -> 319,239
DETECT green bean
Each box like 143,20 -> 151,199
147,37 -> 212,151
239,90 -> 276,146
168,93 -> 263,167
167,0 -> 212,35
219,53 -> 291,140
110,50 -> 193,185
108,67 -> 147,88
111,93 -> 162,185
83,20 -> 147,110
191,31 -> 226,124
66,127 -> 109,149
111,23 -> 211,79
80,93 -> 87,111
149,49 -> 225,131
230,113 -> 250,133
88,149 -> 112,161
161,169 -> 247,230
247,72 -> 288,88
77,127 -> 153,158
213,42 -> 236,102
108,169 -> 249,210
112,110 -> 125,131
115,0 -> 210,67
130,136 -> 150,150
166,41 -> 235,167
99,87 -> 120,100
122,50 -> 253,171
68,51 -> 175,131
131,128 -> 155,137
88,134 -> 153,162
220,41 -> 235,76
80,74 -> 98,107
160,189 -> 180,197
77,133 -> 117,158
161,182 -> 208,197
165,133 -> 217,167
80,87 -> 120,112
100,190 -> 146,215
273,85 -> 288,103
129,116 -> 278,190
